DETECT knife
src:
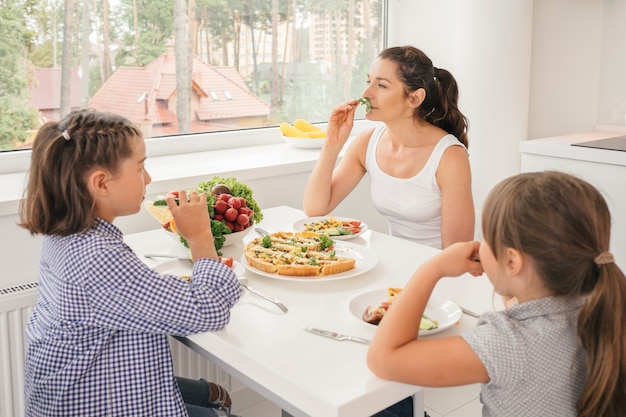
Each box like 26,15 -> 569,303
302,326 -> 371,345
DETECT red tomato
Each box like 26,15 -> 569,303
221,257 -> 234,268
348,220 -> 361,227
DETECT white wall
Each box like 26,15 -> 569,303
391,0 -> 614,208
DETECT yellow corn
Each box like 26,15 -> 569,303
294,119 -> 322,132
305,130 -> 326,138
280,122 -> 308,138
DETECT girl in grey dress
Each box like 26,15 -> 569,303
367,171 -> 626,417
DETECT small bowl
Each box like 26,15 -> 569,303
282,135 -> 325,149
162,224 -> 253,247
222,226 -> 254,246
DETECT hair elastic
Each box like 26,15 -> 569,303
433,67 -> 439,79
61,130 -> 71,141
594,251 -> 614,265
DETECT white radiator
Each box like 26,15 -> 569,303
0,282 -> 38,417
0,283 -> 230,417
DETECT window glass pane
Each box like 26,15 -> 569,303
1,0 -> 385,152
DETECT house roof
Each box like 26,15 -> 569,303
28,68 -> 82,113
89,51 -> 270,127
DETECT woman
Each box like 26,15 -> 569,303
303,46 -> 474,249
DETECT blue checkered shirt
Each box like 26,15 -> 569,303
24,219 -> 242,416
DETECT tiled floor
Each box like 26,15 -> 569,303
232,384 -> 482,417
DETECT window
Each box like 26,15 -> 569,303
0,0 -> 386,160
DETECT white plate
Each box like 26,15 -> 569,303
154,258 -> 245,278
241,241 -> 378,282
292,216 -> 368,240
282,135 -> 325,149
348,289 -> 463,336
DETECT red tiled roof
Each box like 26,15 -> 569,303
29,68 -> 82,112
89,52 -> 270,128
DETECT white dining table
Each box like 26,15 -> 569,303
124,205 -> 498,417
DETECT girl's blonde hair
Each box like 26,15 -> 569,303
19,110 -> 142,236
482,171 -> 626,417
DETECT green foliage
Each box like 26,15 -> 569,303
0,96 -> 39,150
0,1 -> 40,150
115,0 -> 175,67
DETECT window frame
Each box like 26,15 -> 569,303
0,0 -> 395,175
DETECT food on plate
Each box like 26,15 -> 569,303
145,177 -> 263,254
302,216 -> 362,236
362,287 -> 438,330
179,257 -> 234,282
244,231 -> 356,277
357,97 -> 372,112
280,120 -> 327,138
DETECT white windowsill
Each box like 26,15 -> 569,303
0,142 -> 329,217
0,121 -> 383,217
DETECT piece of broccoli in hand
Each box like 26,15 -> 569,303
357,97 -> 372,112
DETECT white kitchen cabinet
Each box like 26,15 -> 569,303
520,131 -> 626,267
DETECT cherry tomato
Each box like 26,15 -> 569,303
221,257 -> 234,268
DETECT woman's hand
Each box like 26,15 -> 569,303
325,100 -> 359,150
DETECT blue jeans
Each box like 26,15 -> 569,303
370,396 -> 420,417
176,377 -> 233,417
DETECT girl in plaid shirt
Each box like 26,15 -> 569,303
19,110 -> 242,417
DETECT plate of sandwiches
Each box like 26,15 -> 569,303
241,231 -> 378,281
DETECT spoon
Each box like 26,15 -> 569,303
238,277 -> 288,313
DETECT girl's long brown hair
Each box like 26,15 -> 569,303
481,171 -> 626,417
378,45 -> 469,148
19,110 -> 142,236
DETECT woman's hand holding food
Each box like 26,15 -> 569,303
324,100 -> 359,151
166,190 -> 218,260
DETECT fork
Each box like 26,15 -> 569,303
238,277 -> 288,313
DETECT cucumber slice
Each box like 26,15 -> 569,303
419,315 -> 438,330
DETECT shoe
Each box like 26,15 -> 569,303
207,382 -> 232,409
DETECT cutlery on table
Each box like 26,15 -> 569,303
460,307 -> 480,318
255,227 -> 271,237
238,277 -> 288,313
303,326 -> 371,345
144,253 -> 190,261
